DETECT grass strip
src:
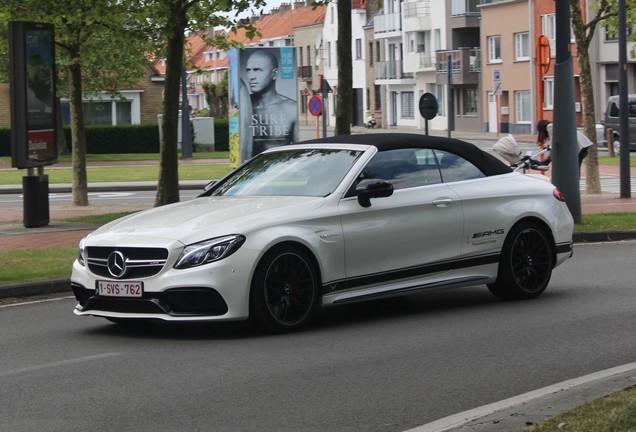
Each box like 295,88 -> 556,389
524,385 -> 636,431
574,212 -> 636,232
0,247 -> 76,283
0,163 -> 232,185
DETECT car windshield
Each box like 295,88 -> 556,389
211,148 -> 363,197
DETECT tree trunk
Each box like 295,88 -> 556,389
335,0 -> 352,136
571,0 -> 602,194
154,13 -> 186,207
55,97 -> 69,156
577,47 -> 602,194
69,60 -> 89,206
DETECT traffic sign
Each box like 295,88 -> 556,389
418,92 -> 439,121
308,95 -> 323,117
493,69 -> 502,96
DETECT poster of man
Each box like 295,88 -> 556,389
239,47 -> 299,159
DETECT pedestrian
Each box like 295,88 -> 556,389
576,130 -> 593,167
536,120 -> 552,165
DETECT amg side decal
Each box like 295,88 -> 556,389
322,253 -> 500,294
472,229 -> 505,239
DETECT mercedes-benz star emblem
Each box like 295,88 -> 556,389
107,251 -> 127,278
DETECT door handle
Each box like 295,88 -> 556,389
432,197 -> 454,207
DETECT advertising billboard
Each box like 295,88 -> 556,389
9,21 -> 57,169
229,47 -> 299,165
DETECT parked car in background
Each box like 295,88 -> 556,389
603,94 -> 636,152
71,134 -> 574,332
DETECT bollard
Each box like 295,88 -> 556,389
606,128 -> 614,157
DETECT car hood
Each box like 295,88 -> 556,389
86,196 -> 327,247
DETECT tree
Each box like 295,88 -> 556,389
202,72 -> 229,117
335,0 -> 352,135
570,0 -> 635,194
140,0 -> 263,207
0,0 -> 152,206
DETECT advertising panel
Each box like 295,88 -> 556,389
9,21 -> 57,168
229,47 -> 299,165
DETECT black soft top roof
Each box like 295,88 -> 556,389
300,133 -> 512,176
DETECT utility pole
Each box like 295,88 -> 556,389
551,0 -> 581,222
618,0 -> 632,198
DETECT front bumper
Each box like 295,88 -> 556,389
71,247 -> 261,322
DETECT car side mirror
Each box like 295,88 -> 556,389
356,179 -> 394,208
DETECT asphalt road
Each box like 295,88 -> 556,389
1,241 -> 635,432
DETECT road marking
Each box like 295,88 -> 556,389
0,353 -> 122,378
404,361 -> 636,432
0,296 -> 74,309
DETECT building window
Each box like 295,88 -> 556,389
428,84 -> 445,116
488,35 -> 501,63
301,94 -> 308,114
298,46 -> 303,67
543,77 -> 554,109
327,42 -> 332,68
369,42 -> 374,66
401,91 -> 414,118
515,91 -> 531,123
541,14 -> 556,57
307,45 -> 311,67
355,38 -> 362,59
462,88 -> 478,115
376,41 -> 381,62
514,32 -> 530,61
374,85 -> 382,110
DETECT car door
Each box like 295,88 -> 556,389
338,148 -> 464,285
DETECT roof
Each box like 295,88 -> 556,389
299,133 -> 513,176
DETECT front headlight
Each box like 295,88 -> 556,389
174,235 -> 246,269
77,237 -> 87,266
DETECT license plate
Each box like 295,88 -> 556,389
96,280 -> 143,298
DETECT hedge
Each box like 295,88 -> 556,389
0,118 -> 229,156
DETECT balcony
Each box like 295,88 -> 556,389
374,12 -> 401,34
297,65 -> 313,82
436,48 -> 480,85
375,60 -> 414,80
402,1 -> 432,32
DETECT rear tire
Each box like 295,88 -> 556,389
488,221 -> 553,300
250,245 -> 320,332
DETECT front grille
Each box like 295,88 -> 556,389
86,246 -> 169,279
72,284 -> 228,316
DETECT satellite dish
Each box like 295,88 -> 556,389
315,55 -> 321,66
315,33 -> 322,49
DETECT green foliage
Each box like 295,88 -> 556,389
0,119 -> 230,155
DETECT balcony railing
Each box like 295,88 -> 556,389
451,0 -> 479,16
297,65 -> 313,81
375,60 -> 414,80
436,48 -> 480,85
403,1 -> 431,18
419,52 -> 436,69
374,12 -> 401,33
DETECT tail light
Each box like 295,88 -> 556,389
553,188 -> 566,202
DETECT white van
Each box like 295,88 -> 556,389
603,94 -> 636,151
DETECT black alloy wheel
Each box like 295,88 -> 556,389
251,246 -> 320,332
488,221 -> 553,300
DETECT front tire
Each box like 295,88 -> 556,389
250,245 -> 320,332
488,221 -> 553,300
